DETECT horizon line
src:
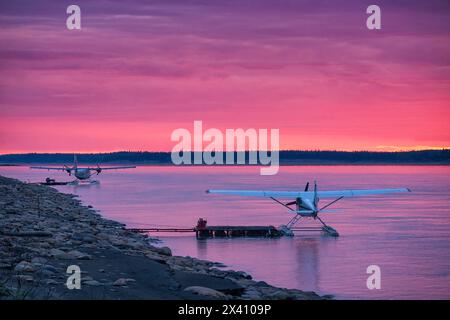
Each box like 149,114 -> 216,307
1,148 -> 449,156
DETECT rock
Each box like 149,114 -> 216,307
213,262 -> 227,268
235,271 -> 252,280
54,252 -> 74,260
82,235 -> 97,243
42,264 -> 58,273
167,256 -> 190,267
158,246 -> 172,256
0,263 -> 11,270
67,250 -> 92,260
255,280 -> 270,287
146,252 -> 168,264
49,248 -> 73,260
242,289 -> 262,299
72,232 -> 96,243
184,286 -> 228,299
31,257 -> 48,264
14,275 -> 34,282
37,269 -> 56,277
84,280 -> 101,286
113,278 -> 136,286
267,290 -> 294,300
14,261 -> 35,272
81,276 -> 94,282
70,232 -> 84,241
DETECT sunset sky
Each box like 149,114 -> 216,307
0,0 -> 449,153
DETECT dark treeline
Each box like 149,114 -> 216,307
278,149 -> 450,164
0,150 -> 449,165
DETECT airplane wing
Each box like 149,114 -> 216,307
206,188 -> 411,199
89,166 -> 136,170
207,190 -> 303,198
315,188 -> 411,198
30,166 -> 67,171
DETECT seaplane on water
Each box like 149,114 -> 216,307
207,182 -> 411,237
30,155 -> 136,184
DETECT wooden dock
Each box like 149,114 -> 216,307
128,228 -> 195,233
39,181 -> 69,186
195,225 -> 282,238
128,218 -> 283,239
126,218 -> 338,238
38,178 -> 69,186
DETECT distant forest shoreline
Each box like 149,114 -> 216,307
0,150 -> 449,165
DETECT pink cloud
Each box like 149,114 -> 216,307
0,0 -> 449,152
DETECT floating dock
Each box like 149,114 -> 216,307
127,218 -> 338,238
40,181 -> 69,186
195,225 -> 282,238
128,218 -> 283,239
39,178 -> 69,186
194,218 -> 283,238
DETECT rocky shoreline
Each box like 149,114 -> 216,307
0,175 -> 325,300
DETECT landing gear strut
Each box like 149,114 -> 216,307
270,195 -> 340,237
280,213 -> 339,237
315,215 -> 339,237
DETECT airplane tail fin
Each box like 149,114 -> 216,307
73,154 -> 78,169
314,180 -> 319,208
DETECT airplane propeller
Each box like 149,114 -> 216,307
64,165 -> 71,176
285,181 -> 310,207
313,180 -> 319,208
95,164 -> 102,175
274,181 -> 344,215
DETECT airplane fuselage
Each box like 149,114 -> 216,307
73,168 -> 92,180
293,197 -> 318,217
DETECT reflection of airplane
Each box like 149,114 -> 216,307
31,155 -> 136,181
207,181 -> 411,237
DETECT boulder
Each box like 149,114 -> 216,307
14,261 -> 35,272
42,264 -> 58,273
81,276 -> 94,282
184,286 -> 227,299
267,290 -> 294,300
242,289 -> 262,299
113,278 -> 136,286
145,252 -> 168,264
31,257 -> 48,264
67,250 -> 92,260
14,275 -> 34,282
157,246 -> 172,256
49,248 -> 73,260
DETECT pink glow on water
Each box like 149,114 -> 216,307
1,165 -> 449,299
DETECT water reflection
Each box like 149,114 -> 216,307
1,165 -> 449,299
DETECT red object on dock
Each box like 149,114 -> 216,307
196,218 -> 207,230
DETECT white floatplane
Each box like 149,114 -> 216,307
207,182 -> 411,237
31,154 -> 135,184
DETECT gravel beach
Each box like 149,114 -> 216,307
0,175 -> 324,300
